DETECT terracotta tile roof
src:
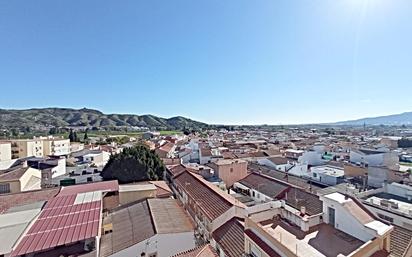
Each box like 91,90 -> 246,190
212,218 -> 244,257
172,244 -> 218,257
174,170 -> 233,220
0,188 -> 60,214
158,142 -> 175,153
244,229 -> 281,257
284,187 -> 323,216
239,172 -> 290,199
167,164 -> 187,177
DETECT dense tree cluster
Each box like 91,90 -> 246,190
101,144 -> 165,183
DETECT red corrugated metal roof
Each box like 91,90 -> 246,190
11,182 -> 109,256
58,180 -> 118,196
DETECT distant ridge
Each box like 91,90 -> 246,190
332,111 -> 412,126
0,107 -> 208,130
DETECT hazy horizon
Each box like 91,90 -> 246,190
1,1 -> 411,125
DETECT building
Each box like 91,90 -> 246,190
155,141 -> 176,158
233,172 -> 291,204
0,141 -> 11,162
100,198 -> 196,257
10,180 -> 119,257
10,139 -> 43,159
284,149 -> 304,159
9,136 -> 70,159
42,136 -> 70,156
211,218 -> 245,257
172,170 -> 247,241
0,165 -> 42,194
207,159 -> 248,188
361,182 -> 412,229
258,156 -> 294,172
118,181 -> 172,205
309,165 -> 345,186
0,201 -> 43,257
243,192 -> 392,257
350,148 -> 397,167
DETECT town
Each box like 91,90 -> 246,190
0,124 -> 411,257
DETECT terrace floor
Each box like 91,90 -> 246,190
260,219 -> 365,257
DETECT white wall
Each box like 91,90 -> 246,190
350,151 -> 385,166
387,183 -> 412,200
0,143 -> 11,162
321,197 -> 375,242
107,232 -> 195,257
298,151 -> 324,166
287,164 -> 309,177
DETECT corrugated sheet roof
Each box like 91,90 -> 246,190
59,180 -> 118,196
99,200 -> 155,257
11,194 -> 101,256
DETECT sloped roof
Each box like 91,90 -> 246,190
174,171 -> 233,220
212,218 -> 244,257
100,200 -> 155,257
0,166 -> 29,181
245,229 -> 281,257
0,188 -> 60,214
284,187 -> 323,216
172,244 -> 218,257
239,172 -> 290,199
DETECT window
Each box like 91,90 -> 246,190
230,168 -> 233,173
148,253 -> 157,257
0,183 -> 10,194
313,173 -> 317,178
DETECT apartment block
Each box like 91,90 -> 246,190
0,141 -> 12,161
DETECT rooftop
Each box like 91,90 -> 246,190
259,219 -> 365,257
0,187 -> 60,214
172,244 -> 218,257
174,170 -> 235,220
212,218 -> 244,257
100,200 -> 155,257
311,165 -> 345,177
148,198 -> 194,234
238,172 -> 290,199
284,187 -> 323,216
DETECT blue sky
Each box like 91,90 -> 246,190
0,0 -> 411,125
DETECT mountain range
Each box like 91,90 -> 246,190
332,112 -> 412,126
0,108 -> 208,131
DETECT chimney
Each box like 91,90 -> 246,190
22,161 -> 28,168
300,206 -> 306,216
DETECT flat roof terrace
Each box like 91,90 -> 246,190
259,219 -> 365,257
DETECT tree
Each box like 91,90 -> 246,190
73,131 -> 79,142
84,128 -> 89,141
101,144 -> 165,183
69,129 -> 76,142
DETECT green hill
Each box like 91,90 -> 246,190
0,107 -> 208,131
